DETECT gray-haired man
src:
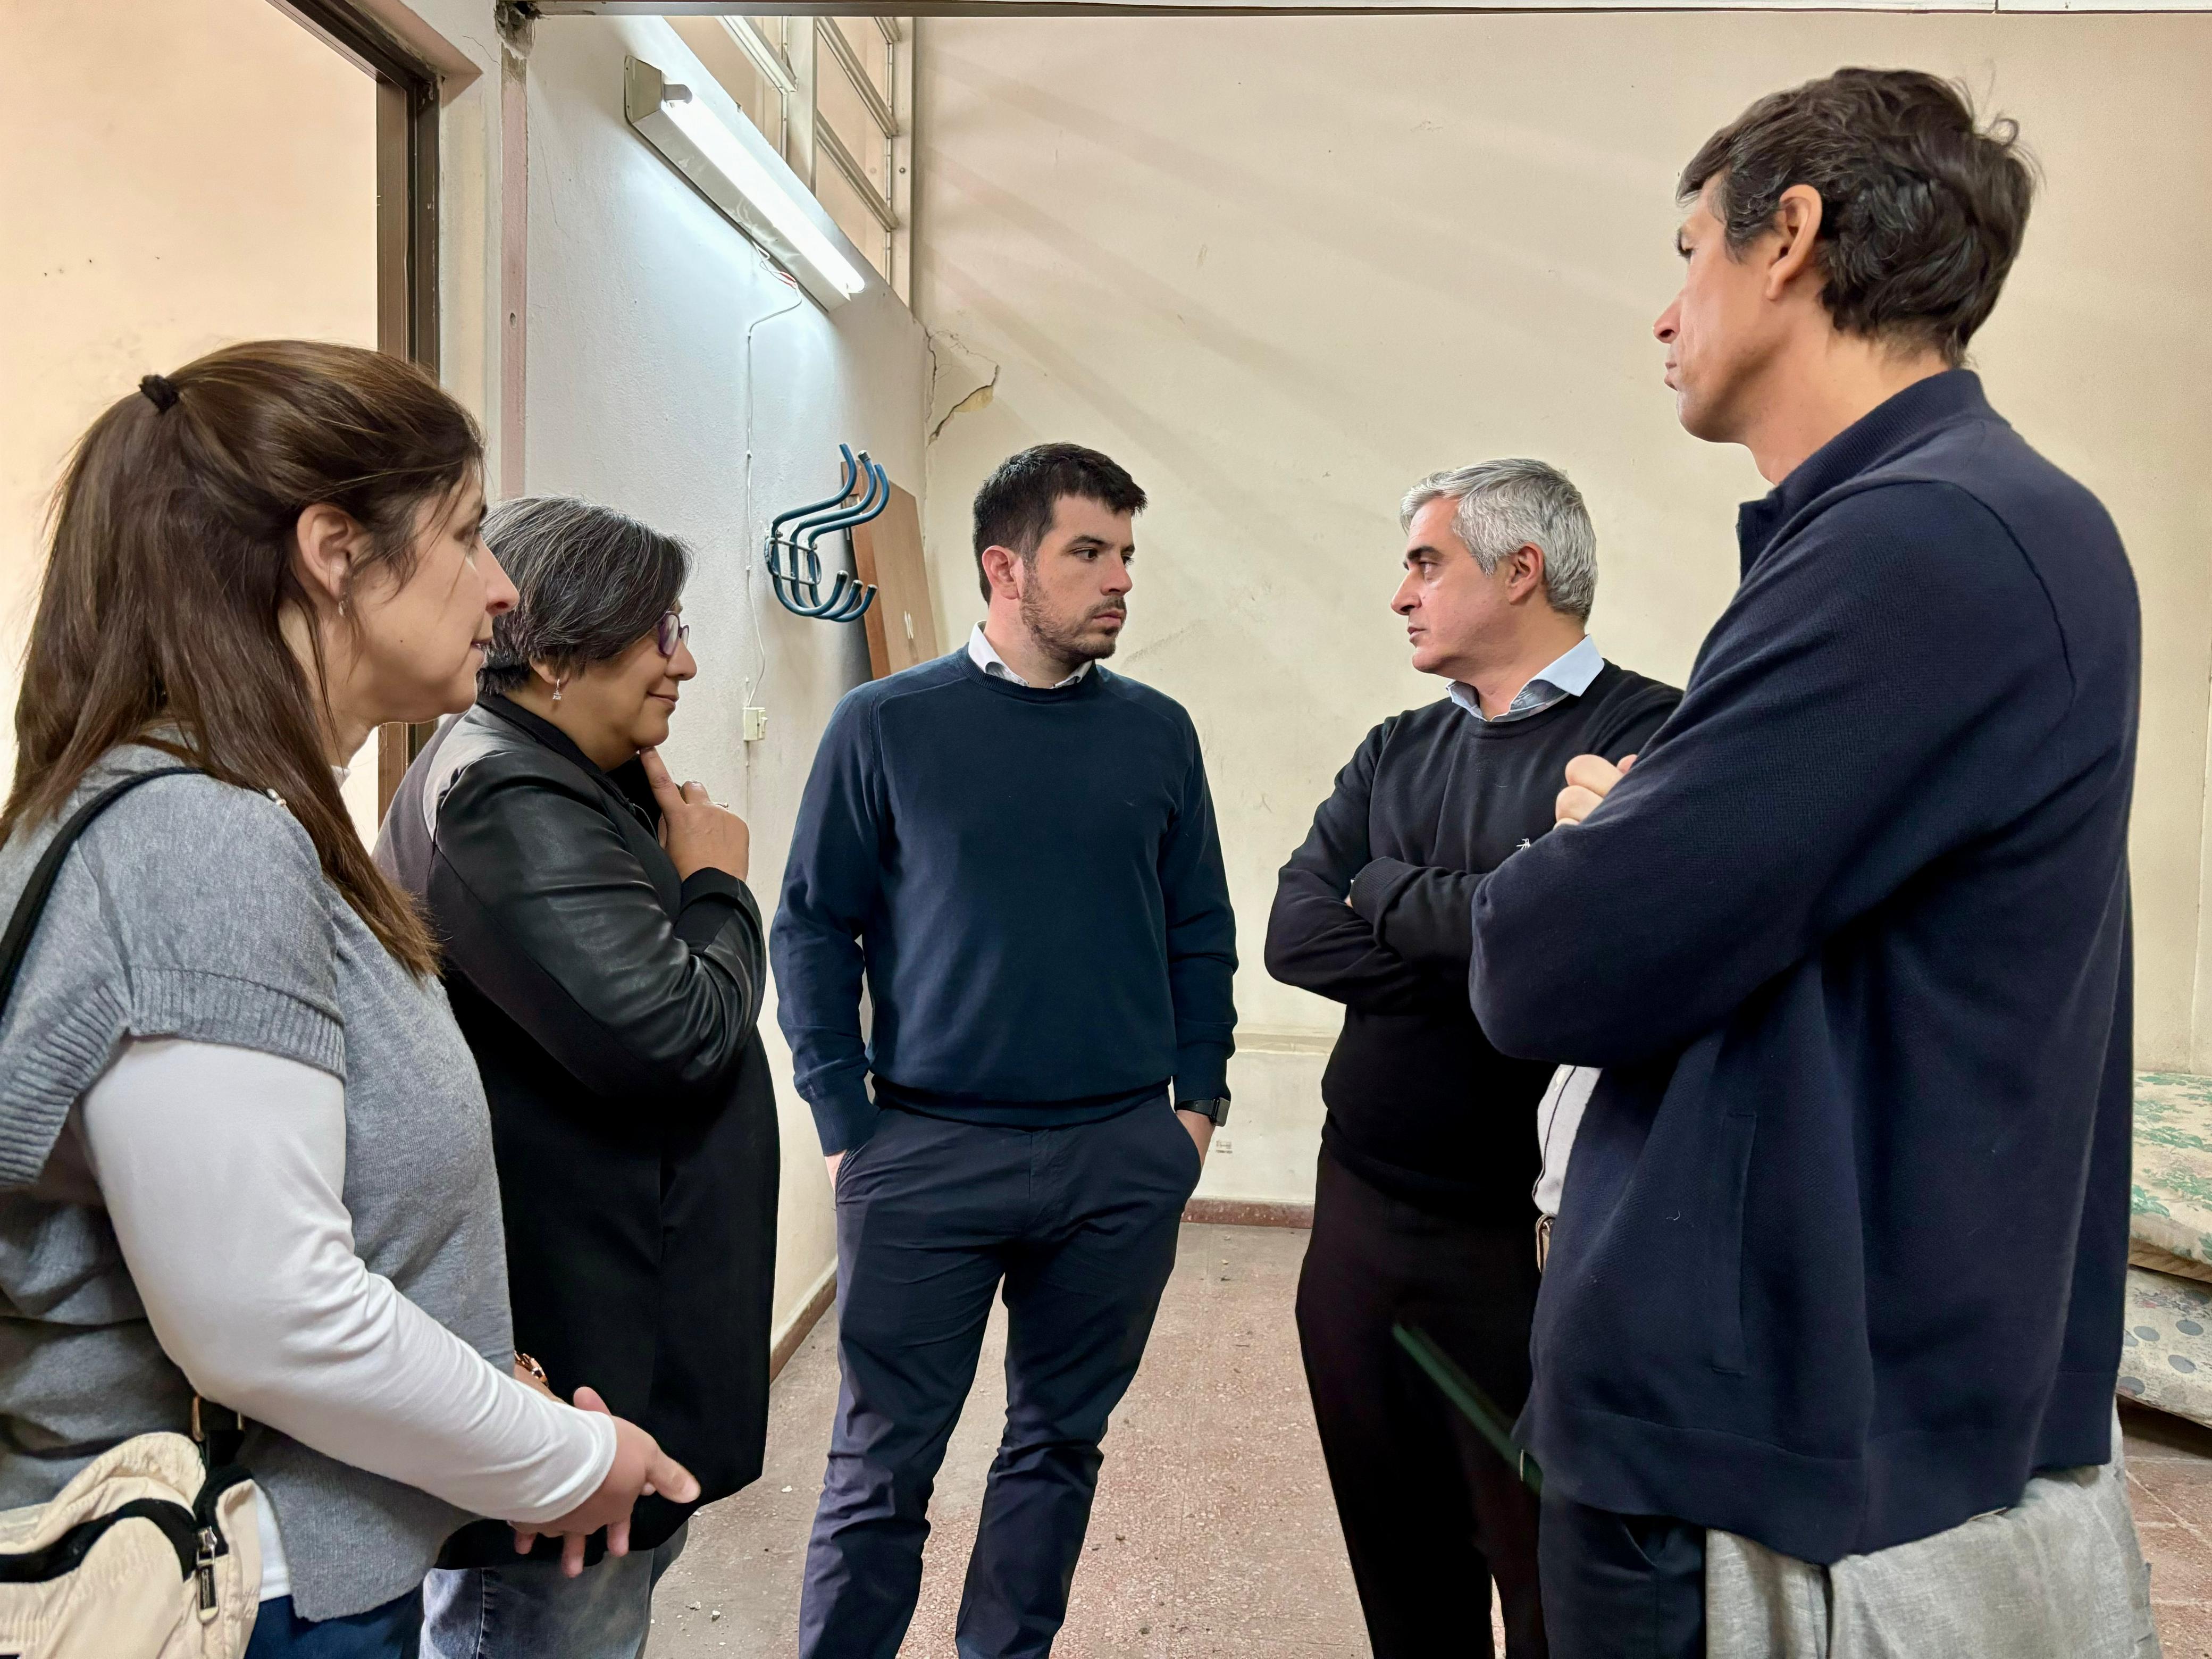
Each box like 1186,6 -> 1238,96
1264,460 -> 1679,1658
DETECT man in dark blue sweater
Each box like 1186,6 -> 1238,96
1470,72 -> 2141,1656
773,444 -> 1236,1659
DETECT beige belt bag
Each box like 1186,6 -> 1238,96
0,1432 -> 260,1659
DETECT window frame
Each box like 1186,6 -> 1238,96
725,13 -> 912,300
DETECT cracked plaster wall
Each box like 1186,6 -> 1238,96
916,12 -> 2212,1197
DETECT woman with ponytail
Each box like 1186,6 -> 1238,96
0,342 -> 694,1656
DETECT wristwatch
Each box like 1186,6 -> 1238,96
1177,1097 -> 1231,1127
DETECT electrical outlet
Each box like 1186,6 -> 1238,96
1213,1134 -> 1233,1155
743,707 -> 768,742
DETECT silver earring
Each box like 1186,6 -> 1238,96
552,679 -> 565,704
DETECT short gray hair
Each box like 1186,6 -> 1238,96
478,496 -> 691,696
1399,458 -> 1597,622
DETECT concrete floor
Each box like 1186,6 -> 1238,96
647,1222 -> 2212,1657
648,1222 -> 1370,1657
2123,1399 -> 2212,1655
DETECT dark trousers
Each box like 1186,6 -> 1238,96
1537,1491 -> 1704,1659
247,1593 -> 422,1657
799,1100 -> 1201,1659
1295,1146 -> 1547,1658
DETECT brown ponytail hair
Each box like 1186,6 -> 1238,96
2,340 -> 484,976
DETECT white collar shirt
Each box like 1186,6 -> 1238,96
967,623 -> 1093,690
1448,634 -> 1604,724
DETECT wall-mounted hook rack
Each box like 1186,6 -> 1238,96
766,445 -> 886,623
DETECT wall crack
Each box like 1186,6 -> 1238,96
926,330 -> 1000,445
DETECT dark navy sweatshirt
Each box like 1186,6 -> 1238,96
772,648 -> 1238,1154
1472,372 -> 2138,1563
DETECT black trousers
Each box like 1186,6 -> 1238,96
1537,1491 -> 1704,1659
1295,1146 -> 1546,1658
799,1101 -> 1201,1659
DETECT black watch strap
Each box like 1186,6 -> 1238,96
1177,1097 -> 1230,1127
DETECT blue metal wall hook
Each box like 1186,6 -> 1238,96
766,445 -> 886,623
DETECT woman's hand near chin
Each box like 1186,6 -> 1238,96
640,747 -> 750,881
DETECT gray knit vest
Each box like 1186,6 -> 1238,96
0,747 -> 513,1620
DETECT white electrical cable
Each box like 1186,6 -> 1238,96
738,257 -> 809,810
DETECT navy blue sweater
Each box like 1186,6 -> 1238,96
772,649 -> 1238,1154
1473,372 -> 2138,1563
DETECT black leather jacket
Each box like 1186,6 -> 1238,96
376,696 -> 778,1559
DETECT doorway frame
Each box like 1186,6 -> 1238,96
280,0 -> 445,821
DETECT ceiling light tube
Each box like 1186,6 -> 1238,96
623,55 -> 868,310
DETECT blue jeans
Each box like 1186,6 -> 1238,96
800,1101 -> 1201,1659
420,1523 -> 689,1659
247,1591 -> 423,1657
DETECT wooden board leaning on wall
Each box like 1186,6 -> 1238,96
851,481 -> 940,680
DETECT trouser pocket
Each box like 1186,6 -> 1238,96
1164,1100 -> 1204,1189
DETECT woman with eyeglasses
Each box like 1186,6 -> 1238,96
376,497 -> 778,1659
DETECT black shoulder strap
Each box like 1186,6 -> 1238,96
0,764 -> 255,1467
0,767 -> 198,1021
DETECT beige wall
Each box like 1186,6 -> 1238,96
917,14 -> 2212,1204
0,0 -> 384,833
3,0 -> 927,1340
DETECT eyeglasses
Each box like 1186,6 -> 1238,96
656,610 -> 690,657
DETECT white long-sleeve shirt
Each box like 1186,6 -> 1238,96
81,1038 -> 616,1601
1534,1064 -> 1601,1219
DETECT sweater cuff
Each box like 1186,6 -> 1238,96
1348,857 -> 1419,935
674,869 -> 760,947
1173,1042 -> 1233,1105
809,1081 -> 882,1157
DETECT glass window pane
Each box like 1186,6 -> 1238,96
814,156 -> 889,283
817,71 -> 891,198
668,17 -> 783,142
831,16 -> 892,105
744,16 -> 788,60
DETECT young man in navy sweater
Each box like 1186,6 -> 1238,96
1471,72 -> 2141,1656
1268,459 -> 1678,1659
773,444 -> 1236,1659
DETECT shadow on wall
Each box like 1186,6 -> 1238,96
912,10 -> 2212,1076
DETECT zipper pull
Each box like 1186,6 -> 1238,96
196,1527 -> 219,1618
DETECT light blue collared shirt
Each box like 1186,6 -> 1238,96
1448,634 -> 1604,724
967,623 -> 1093,690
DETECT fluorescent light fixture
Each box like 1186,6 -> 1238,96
623,56 -> 868,309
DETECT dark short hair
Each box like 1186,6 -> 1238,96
1680,68 -> 2035,365
478,497 -> 690,695
970,443 -> 1147,600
